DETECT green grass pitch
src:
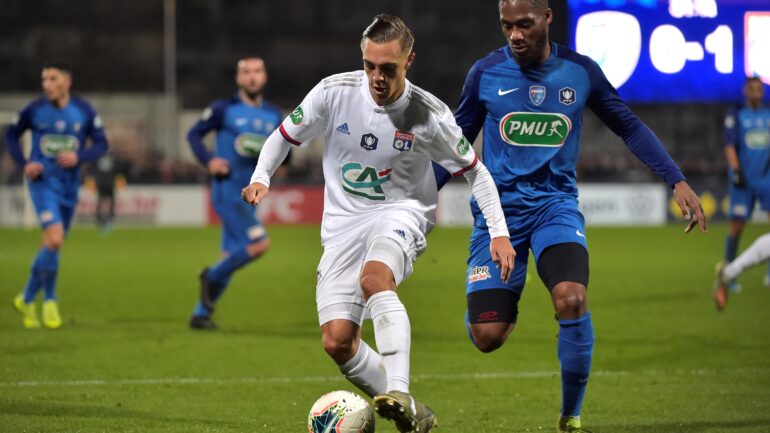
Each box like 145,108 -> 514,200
1,223 -> 769,432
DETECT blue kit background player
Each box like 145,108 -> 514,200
187,57 -> 286,330
434,1 -> 706,432
722,76 -> 770,289
6,62 -> 108,329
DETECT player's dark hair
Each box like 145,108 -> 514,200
746,76 -> 762,86
42,61 -> 72,75
499,0 -> 549,9
361,14 -> 415,54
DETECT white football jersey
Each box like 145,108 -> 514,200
278,70 -> 478,245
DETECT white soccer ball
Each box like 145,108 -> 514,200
307,390 -> 374,433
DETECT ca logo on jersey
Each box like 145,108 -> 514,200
499,112 -> 572,147
289,106 -> 304,125
40,134 -> 80,157
341,162 -> 392,201
235,133 -> 267,157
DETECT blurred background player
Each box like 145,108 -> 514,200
187,57 -> 286,330
715,233 -> 770,311
93,153 -> 117,233
723,76 -> 770,289
242,14 -> 514,433
432,1 -> 706,432
5,62 -> 108,329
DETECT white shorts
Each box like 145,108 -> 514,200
316,212 -> 426,326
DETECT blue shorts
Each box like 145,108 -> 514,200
466,199 -> 587,295
28,180 -> 76,233
212,181 -> 267,252
728,181 -> 770,220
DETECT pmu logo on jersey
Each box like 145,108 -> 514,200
559,87 -> 576,105
392,131 -> 414,152
235,133 -> 267,157
341,162 -> 392,201
360,133 -> 379,151
745,129 -> 770,150
499,112 -> 572,147
40,134 -> 80,157
529,85 -> 546,106
289,106 -> 304,125
468,266 -> 491,283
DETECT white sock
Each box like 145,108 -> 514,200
367,290 -> 410,393
724,233 -> 770,281
339,340 -> 387,397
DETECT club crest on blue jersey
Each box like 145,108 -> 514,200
529,85 -> 546,106
559,87 -> 576,105
392,130 -> 414,152
360,133 -> 378,151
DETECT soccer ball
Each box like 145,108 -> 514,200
307,390 -> 374,433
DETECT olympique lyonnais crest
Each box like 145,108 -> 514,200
392,130 -> 414,152
560,87 -> 576,105
529,85 -> 546,106
360,133 -> 379,151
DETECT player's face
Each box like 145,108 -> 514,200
361,38 -> 415,106
41,68 -> 71,104
744,79 -> 764,108
500,0 -> 552,68
236,58 -> 267,98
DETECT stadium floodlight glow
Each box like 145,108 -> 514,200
575,11 -> 641,89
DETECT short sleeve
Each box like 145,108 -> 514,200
425,110 -> 478,177
277,81 -> 328,147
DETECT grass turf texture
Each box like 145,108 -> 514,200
1,224 -> 769,433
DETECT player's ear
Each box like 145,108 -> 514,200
544,8 -> 553,25
405,52 -> 416,70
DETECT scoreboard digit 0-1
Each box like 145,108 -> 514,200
568,0 -> 770,103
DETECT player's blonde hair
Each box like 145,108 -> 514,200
361,14 -> 414,54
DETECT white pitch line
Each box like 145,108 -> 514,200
4,368 -> 767,389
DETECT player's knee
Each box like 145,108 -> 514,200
551,282 -> 587,319
247,238 -> 270,258
44,229 -> 64,250
471,323 -> 513,353
322,333 -> 356,364
359,273 -> 392,299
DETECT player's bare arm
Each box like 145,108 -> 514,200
673,180 -> 707,234
207,157 -> 230,177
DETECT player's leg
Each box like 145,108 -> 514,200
361,219 -> 436,433
191,198 -> 268,326
465,236 -> 529,352
531,206 -> 592,433
725,186 -> 751,268
715,233 -> 770,310
15,188 -> 64,329
316,241 -> 387,398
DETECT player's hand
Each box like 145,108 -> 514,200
24,162 -> 44,180
241,182 -> 268,206
731,169 -> 746,188
673,180 -> 707,234
56,151 -> 78,168
490,236 -> 516,283
207,158 -> 230,180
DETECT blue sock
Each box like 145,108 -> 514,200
193,301 -> 210,317
558,312 -> 594,417
23,248 -> 46,303
207,247 -> 252,287
38,248 -> 60,301
725,234 -> 740,262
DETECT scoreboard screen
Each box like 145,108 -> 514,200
567,0 -> 770,103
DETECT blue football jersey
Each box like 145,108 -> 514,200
188,95 -> 283,191
725,105 -> 770,183
455,43 -> 684,220
5,96 -> 108,205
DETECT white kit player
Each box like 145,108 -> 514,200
242,15 -> 515,433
